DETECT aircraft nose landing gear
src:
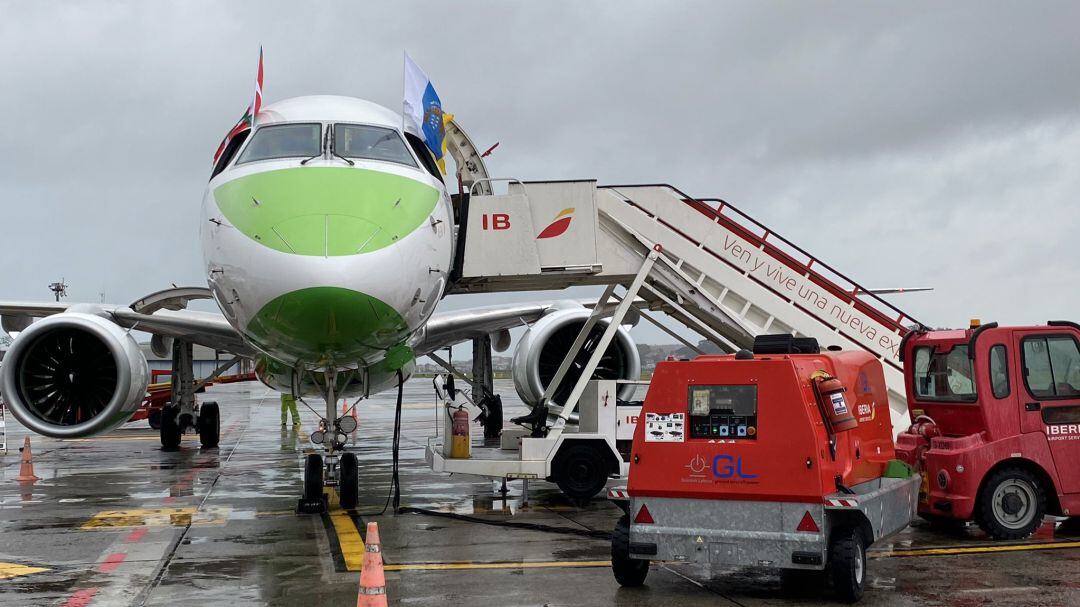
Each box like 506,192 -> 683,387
297,417 -> 360,514
296,367 -> 362,515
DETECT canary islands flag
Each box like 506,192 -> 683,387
403,53 -> 453,174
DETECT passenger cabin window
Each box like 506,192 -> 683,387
1022,335 -> 1080,399
334,124 -> 417,167
912,345 -> 977,402
688,385 -> 758,440
236,123 -> 322,164
989,345 -> 1010,399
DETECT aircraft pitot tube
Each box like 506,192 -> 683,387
0,306 -> 149,438
511,303 -> 641,407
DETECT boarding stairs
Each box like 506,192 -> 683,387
449,180 -> 921,432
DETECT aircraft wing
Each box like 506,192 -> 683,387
412,297 -> 651,357
412,302 -> 559,357
0,301 -> 253,356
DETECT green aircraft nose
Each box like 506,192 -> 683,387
212,166 -> 439,256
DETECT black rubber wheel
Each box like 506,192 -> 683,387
975,467 -> 1046,540
160,405 -> 182,450
304,454 -> 324,503
611,514 -> 649,586
829,525 -> 866,603
148,408 -> 162,430
198,402 -> 220,448
339,452 -> 359,510
553,443 -> 609,500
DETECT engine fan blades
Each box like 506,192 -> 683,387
18,329 -> 118,426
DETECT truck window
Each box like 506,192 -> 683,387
1022,335 -> 1080,399
989,345 -> 1010,398
912,345 -> 977,402
688,385 -> 757,439
236,123 -> 322,164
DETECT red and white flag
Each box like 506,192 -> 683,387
213,47 -> 264,166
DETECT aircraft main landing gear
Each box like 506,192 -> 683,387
157,340 -> 224,450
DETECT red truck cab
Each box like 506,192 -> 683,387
896,321 -> 1080,539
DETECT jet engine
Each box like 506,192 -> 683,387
0,311 -> 149,438
512,304 -> 640,407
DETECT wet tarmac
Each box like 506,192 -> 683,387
2,379 -> 1079,606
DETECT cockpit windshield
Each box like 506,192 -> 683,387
334,124 -> 417,167
237,123 -> 322,164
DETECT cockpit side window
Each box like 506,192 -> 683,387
210,130 -> 250,179
404,132 -> 444,182
334,124 -> 417,168
236,123 -> 323,164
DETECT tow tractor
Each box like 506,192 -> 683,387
609,335 -> 919,602
896,320 -> 1080,539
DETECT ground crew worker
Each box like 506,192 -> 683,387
280,393 -> 301,426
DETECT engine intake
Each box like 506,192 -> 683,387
0,312 -> 149,438
512,305 -> 640,406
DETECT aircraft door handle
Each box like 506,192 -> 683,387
1025,402 -> 1041,411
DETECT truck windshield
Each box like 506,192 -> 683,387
912,345 -> 977,402
237,123 -> 322,164
334,124 -> 417,167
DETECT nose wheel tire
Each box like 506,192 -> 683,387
303,453 -> 324,503
552,443 -> 609,501
160,405 -> 182,450
611,514 -> 649,587
976,467 -> 1046,540
339,452 -> 359,510
198,402 -> 220,448
829,525 -> 866,603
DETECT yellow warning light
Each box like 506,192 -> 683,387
969,318 -> 981,329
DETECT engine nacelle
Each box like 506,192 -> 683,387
512,305 -> 640,406
0,312 -> 149,438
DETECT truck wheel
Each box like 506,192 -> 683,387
829,526 -> 866,603
198,402 -> 220,448
338,452 -> 359,510
553,443 -> 609,500
611,514 -> 649,586
975,467 -> 1046,540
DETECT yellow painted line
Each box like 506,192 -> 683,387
324,488 -> 365,571
80,506 -> 230,529
383,560 -> 612,572
874,540 -> 1080,559
0,562 -> 50,580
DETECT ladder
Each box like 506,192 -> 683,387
453,181 -> 922,432
595,184 -> 920,431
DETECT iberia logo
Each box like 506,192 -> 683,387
536,208 -> 574,239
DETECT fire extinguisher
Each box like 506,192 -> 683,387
450,405 -> 471,459
811,371 -> 859,432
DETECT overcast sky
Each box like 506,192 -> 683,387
2,1 -> 1078,346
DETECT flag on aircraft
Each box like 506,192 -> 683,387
213,47 -> 264,166
403,53 -> 453,174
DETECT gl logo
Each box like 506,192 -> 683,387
712,455 -> 758,479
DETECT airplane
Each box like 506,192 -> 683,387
0,94 -> 642,511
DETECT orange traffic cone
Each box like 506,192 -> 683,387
16,437 -> 40,482
357,521 -> 387,607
